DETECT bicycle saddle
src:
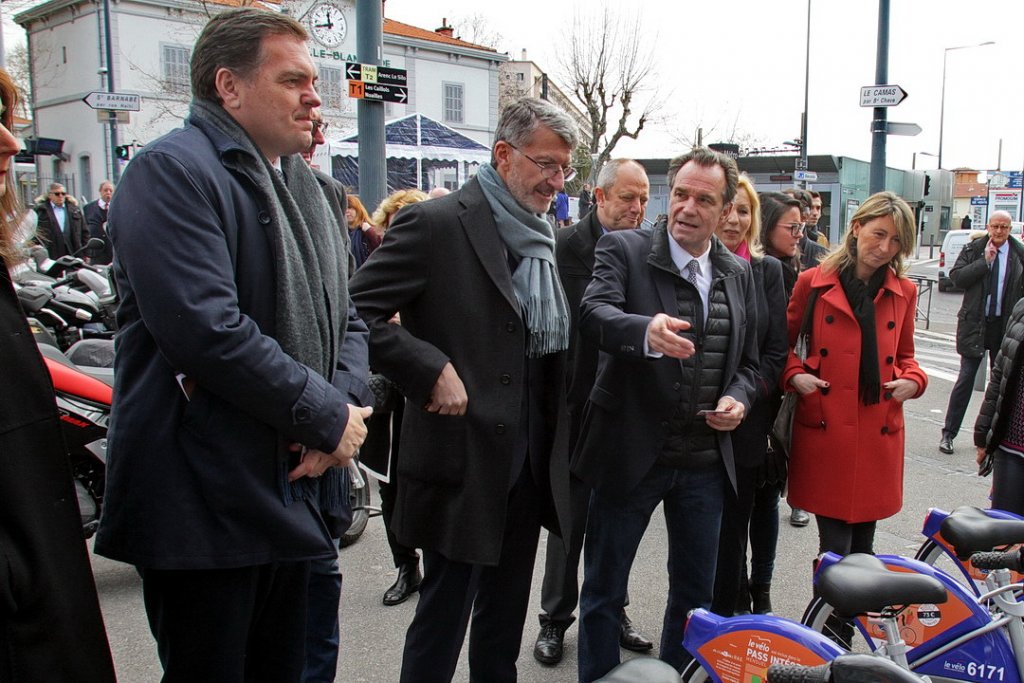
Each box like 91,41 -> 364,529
816,553 -> 947,618
593,657 -> 681,683
940,506 -> 1024,559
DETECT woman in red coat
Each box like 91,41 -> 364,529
782,191 -> 928,556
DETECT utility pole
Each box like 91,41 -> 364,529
799,0 -> 810,189
356,0 -> 386,214
869,0 -> 889,194
103,0 -> 120,183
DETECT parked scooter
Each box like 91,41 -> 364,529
37,339 -> 113,538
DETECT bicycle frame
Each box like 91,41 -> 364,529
813,552 -> 1022,683
682,609 -> 845,682
919,507 -> 1024,595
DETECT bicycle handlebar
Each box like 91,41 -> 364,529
971,548 -> 1024,571
766,663 -> 828,682
768,654 -> 926,682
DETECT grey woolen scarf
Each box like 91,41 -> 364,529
475,163 -> 569,357
189,99 -> 349,506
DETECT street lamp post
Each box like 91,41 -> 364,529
938,41 -> 995,169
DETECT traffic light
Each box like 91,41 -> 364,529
923,173 -> 932,197
115,144 -> 131,161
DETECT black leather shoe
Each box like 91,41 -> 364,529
533,623 -> 565,665
789,508 -> 810,527
939,437 -> 954,454
619,611 -> 653,652
382,562 -> 422,606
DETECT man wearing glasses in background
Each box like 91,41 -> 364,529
35,182 -> 86,258
940,210 -> 1024,454
351,97 -> 575,682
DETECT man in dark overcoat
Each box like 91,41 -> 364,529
940,210 -> 1024,453
350,97 -> 575,683
34,182 -> 85,258
95,10 -> 372,680
83,180 -> 114,264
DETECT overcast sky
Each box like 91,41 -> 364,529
4,0 -> 1018,172
385,0 -> 1022,173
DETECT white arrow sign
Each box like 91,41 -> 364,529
82,91 -> 141,111
859,84 -> 908,107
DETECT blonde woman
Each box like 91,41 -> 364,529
783,192 -> 927,557
712,176 -> 789,615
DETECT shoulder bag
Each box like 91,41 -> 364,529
769,287 -> 820,460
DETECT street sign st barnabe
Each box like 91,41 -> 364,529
82,91 -> 141,111
859,84 -> 908,107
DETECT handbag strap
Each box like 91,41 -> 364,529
798,287 -> 819,340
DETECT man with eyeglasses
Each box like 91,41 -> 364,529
940,211 -> 1024,454
350,97 -> 576,682
34,182 -> 86,259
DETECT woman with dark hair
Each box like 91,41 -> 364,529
759,191 -> 815,528
759,191 -> 806,297
712,176 -> 789,616
0,68 -> 116,681
975,297 -> 1024,515
782,191 -> 927,557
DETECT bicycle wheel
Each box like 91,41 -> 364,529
339,475 -> 371,547
800,597 -> 875,655
679,659 -> 711,682
913,538 -> 978,593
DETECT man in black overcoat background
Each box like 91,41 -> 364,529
533,158 -> 652,666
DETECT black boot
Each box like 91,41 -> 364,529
383,561 -> 422,606
734,575 -> 752,615
750,583 -> 773,615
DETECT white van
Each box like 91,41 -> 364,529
938,229 -> 985,292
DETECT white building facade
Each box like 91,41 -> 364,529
15,0 -> 504,201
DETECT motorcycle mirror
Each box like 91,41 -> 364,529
72,237 -> 104,257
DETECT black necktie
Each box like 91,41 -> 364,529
988,249 -> 1001,317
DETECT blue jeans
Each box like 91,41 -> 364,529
578,463 -> 725,682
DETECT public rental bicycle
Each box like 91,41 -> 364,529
799,507 -> 1024,683
680,506 -> 1024,682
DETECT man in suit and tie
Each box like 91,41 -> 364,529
533,158 -> 652,666
83,180 -> 114,264
35,182 -> 85,258
573,147 -> 760,680
350,97 -> 575,683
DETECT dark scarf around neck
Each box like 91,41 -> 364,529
189,99 -> 349,508
838,263 -> 887,405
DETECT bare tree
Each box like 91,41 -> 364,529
451,13 -> 503,50
670,108 -> 772,155
5,43 -> 31,112
558,5 -> 663,177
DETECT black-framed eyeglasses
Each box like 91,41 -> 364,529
507,143 -> 576,183
780,222 -> 804,237
51,191 -> 66,196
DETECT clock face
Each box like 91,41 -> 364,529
309,3 -> 347,48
